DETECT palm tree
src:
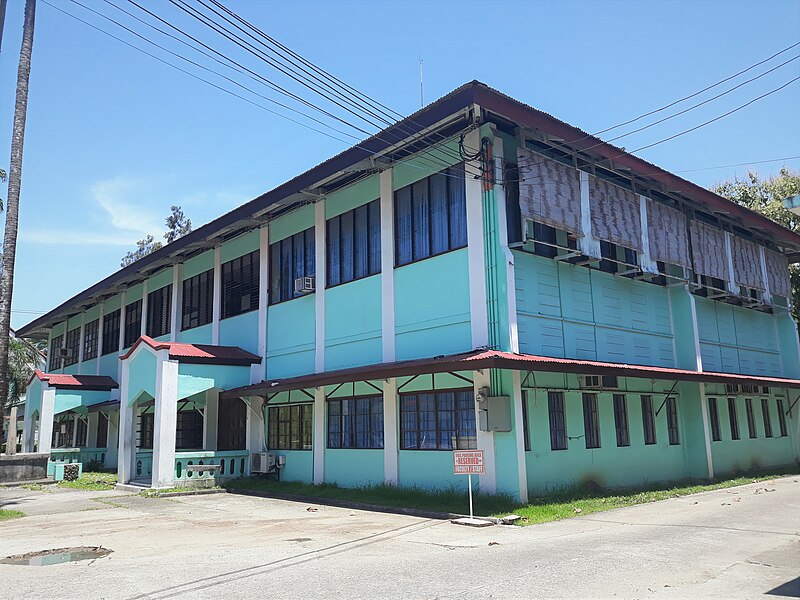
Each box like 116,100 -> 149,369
0,0 -> 36,424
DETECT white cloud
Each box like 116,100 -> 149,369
90,175 -> 162,235
19,229 -> 139,246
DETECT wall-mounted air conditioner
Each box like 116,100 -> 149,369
251,452 -> 277,474
294,276 -> 316,294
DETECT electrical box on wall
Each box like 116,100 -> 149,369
477,394 -> 512,432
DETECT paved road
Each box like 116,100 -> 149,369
1,476 -> 798,599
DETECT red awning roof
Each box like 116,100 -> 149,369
29,370 -> 118,391
120,336 -> 261,366
220,349 -> 800,398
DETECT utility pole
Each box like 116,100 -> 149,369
0,0 -> 7,55
0,0 -> 36,437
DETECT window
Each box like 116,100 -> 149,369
75,417 -> 87,447
582,393 -> 600,449
776,399 -> 788,437
394,164 -> 467,266
269,229 -> 315,305
268,404 -> 313,450
613,394 -> 630,447
83,319 -> 99,360
49,334 -> 63,370
761,398 -> 773,438
400,389 -> 476,450
521,392 -> 531,451
599,240 -> 638,275
667,397 -> 680,445
728,398 -> 740,440
102,309 -> 120,355
96,413 -> 108,448
222,250 -> 259,318
708,397 -> 721,441
124,300 -> 143,347
327,396 -> 384,449
745,398 -> 757,438
548,391 -> 567,450
641,395 -> 656,445
176,410 -> 203,450
63,327 -> 80,367
327,200 -> 381,287
182,269 -> 214,330
137,412 -> 154,449
146,285 -> 172,338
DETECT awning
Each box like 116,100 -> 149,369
221,349 -> 800,398
86,399 -> 121,413
120,336 -> 261,367
28,370 -> 118,391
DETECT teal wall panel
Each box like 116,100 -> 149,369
98,354 -> 118,379
325,275 -> 382,370
392,138 -> 461,190
398,451 -> 468,491
220,229 -> 259,263
147,267 -> 173,292
181,250 -> 214,280
268,204 -> 315,243
325,175 -> 380,219
125,283 -> 144,303
324,449 -> 384,486
54,390 -> 109,415
266,295 -> 315,378
81,359 -> 97,375
25,378 -> 42,418
127,349 -> 156,404
273,450 -> 313,482
219,311 -> 259,355
177,323 -> 213,345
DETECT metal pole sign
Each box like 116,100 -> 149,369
453,450 -> 484,520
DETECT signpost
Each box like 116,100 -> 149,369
453,450 -> 484,523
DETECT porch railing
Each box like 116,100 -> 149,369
174,450 -> 249,483
48,447 -> 107,476
135,450 -> 153,480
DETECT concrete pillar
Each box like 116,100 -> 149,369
379,169 -> 396,363
170,264 -> 182,342
245,396 -> 264,454
105,410 -> 119,469
473,369 -> 496,493
204,388 -> 219,451
87,412 -> 99,448
511,371 -> 528,503
22,404 -> 35,453
38,387 -> 56,455
313,387 -> 325,484
212,246 -> 221,345
71,413 -> 79,447
464,128 -> 489,350
151,356 -> 179,488
314,200 -> 326,373
6,405 -> 18,454
140,279 -> 149,338
255,226 -> 269,384
117,360 -> 136,484
383,378 -> 398,485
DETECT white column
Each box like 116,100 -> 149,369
77,313 -> 85,374
21,404 -> 34,453
151,353 -> 180,488
212,246 -> 222,345
380,169 -> 396,362
170,264 -> 182,342
38,386 -> 56,455
638,195 -> 659,273
492,137 -> 519,353
6,405 -> 18,455
464,129 -> 489,350
96,303 -> 104,376
140,279 -> 149,337
71,413 -> 79,447
245,397 -> 264,454
579,170 -> 602,259
382,378 -> 398,484
473,369 -> 496,493
758,246 -> 772,305
204,388 -> 219,451
724,232 -> 740,296
255,226 -> 269,383
698,386 -> 715,480
117,289 -> 127,384
315,200 -> 326,373
87,412 -> 99,448
117,360 -> 136,484
105,411 -> 119,469
511,371 -> 528,503
313,387 -> 325,484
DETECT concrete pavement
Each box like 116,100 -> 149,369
1,476 -> 798,599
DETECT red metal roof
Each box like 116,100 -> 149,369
29,370 -> 118,391
220,349 -> 800,398
120,336 -> 261,366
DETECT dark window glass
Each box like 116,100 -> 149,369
708,397 -> 721,441
548,391 -> 567,450
667,397 -> 680,445
102,310 -> 121,355
124,300 -> 143,347
533,222 -> 558,259
182,269 -> 214,330
138,412 -> 154,449
83,319 -> 99,361
641,395 -> 656,445
49,334 -> 63,371
63,328 -> 80,367
267,404 -> 313,450
394,164 -> 467,267
727,398 -> 740,440
505,163 -> 522,244
583,393 -> 600,449
761,398 -> 773,438
400,389 -> 476,450
776,399 -> 788,437
176,409 -> 203,449
521,392 -> 531,451
54,416 -> 74,448
146,284 -> 172,338
222,250 -> 259,318
96,412 -> 108,448
327,396 -> 384,449
745,398 -> 757,438
613,394 -> 630,447
269,229 -> 315,304
326,200 -> 381,287
75,417 -> 87,447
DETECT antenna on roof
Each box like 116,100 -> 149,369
419,54 -> 424,108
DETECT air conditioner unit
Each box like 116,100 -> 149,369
57,348 -> 72,359
251,452 -> 277,474
580,375 -> 602,389
294,276 -> 316,294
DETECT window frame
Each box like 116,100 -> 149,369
269,229 -> 315,305
221,250 -> 260,319
83,319 -> 99,361
727,397 -> 740,440
613,394 -> 630,447
582,393 -> 600,449
521,391 -> 531,451
137,411 -> 154,449
146,284 -> 172,339
666,397 -> 680,445
761,398 -> 773,438
267,404 -> 313,451
708,397 -> 721,441
745,398 -> 757,439
641,395 -> 656,445
63,327 -> 80,367
96,412 -> 109,448
326,199 -> 381,288
326,395 -> 384,449
399,389 -> 476,451
548,391 -> 567,451
175,409 -> 204,450
123,300 -> 143,348
181,268 -> 214,331
49,334 -> 63,371
776,398 -> 788,437
101,309 -> 121,356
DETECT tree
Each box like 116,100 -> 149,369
0,0 -> 36,427
120,205 -> 192,267
712,167 -> 800,322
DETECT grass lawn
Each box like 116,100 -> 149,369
226,468 -> 798,526
0,509 -> 24,521
57,472 -> 117,491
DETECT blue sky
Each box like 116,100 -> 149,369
1,0 -> 799,329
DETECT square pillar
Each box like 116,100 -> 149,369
71,414 -> 79,447
21,404 -> 35,453
511,371 -> 529,503
117,361 -> 137,484
6,405 -> 18,454
204,388 -> 219,451
245,396 -> 264,454
313,387 -> 325,484
38,387 -> 56,455
87,412 -> 99,448
383,378 -> 398,485
105,411 -> 119,469
151,356 -> 179,488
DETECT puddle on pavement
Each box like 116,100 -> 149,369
0,547 -> 112,566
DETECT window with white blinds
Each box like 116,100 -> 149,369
221,250 -> 259,318
146,285 -> 172,338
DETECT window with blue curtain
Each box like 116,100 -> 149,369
394,163 -> 466,266
399,389 -> 476,450
326,199 -> 381,287
268,227 -> 316,305
327,396 -> 384,449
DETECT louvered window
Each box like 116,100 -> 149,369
83,319 -> 99,360
613,394 -> 630,447
708,397 -> 721,441
327,200 -> 381,287
728,398 -> 740,440
97,413 -> 108,448
582,393 -> 600,449
101,310 -> 120,355
182,269 -> 214,330
146,285 -> 172,338
49,334 -> 63,371
63,328 -> 80,367
641,395 -> 656,445
667,397 -> 680,445
124,300 -> 142,347
269,229 -> 315,305
222,250 -> 259,318
548,391 -> 567,451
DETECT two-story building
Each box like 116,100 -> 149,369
16,82 -> 800,500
